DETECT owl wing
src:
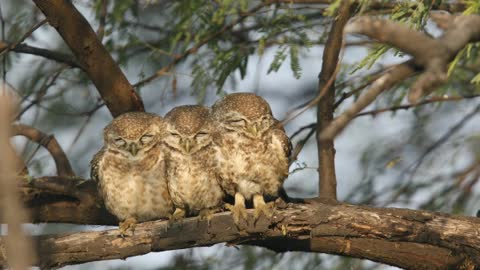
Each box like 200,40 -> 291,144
90,146 -> 106,182
270,120 -> 292,160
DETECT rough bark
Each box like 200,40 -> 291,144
0,193 -> 478,269
316,1 -> 352,200
31,0 -> 144,117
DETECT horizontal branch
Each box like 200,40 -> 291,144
0,41 -> 83,69
0,176 -> 479,269
1,199 -> 478,269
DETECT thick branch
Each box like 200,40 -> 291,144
31,0 -> 144,116
1,198 -> 478,269
315,0 -> 352,200
11,124 -> 75,177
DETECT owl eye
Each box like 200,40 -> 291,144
140,134 -> 154,144
170,132 -> 181,138
195,132 -> 209,139
227,119 -> 246,127
114,138 -> 126,147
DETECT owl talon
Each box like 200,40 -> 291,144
169,208 -> 186,223
225,203 -> 248,226
253,202 -> 274,222
119,217 -> 137,237
253,194 -> 273,223
198,209 -> 215,226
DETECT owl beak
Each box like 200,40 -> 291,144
247,124 -> 258,137
129,143 -> 139,156
182,139 -> 192,153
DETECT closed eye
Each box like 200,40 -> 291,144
114,138 -> 126,147
227,119 -> 247,126
195,132 -> 209,139
170,132 -> 181,138
140,134 -> 154,144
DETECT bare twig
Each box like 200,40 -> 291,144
96,0 -> 108,41
320,61 -> 416,140
407,103 -> 480,179
0,42 -> 82,69
11,124 -> 75,177
0,19 -> 47,57
0,94 -> 36,269
356,94 -> 480,117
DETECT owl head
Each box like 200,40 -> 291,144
164,105 -> 212,155
211,92 -> 276,139
103,112 -> 163,158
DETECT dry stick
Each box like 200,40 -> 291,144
133,1 -> 270,88
11,124 -> 75,177
32,0 -> 144,116
316,0 -> 352,200
0,95 -> 36,269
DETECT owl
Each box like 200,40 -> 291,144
90,112 -> 173,235
163,105 -> 223,221
211,93 -> 291,224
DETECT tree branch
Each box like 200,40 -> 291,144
320,13 -> 480,140
0,42 -> 83,70
315,0 -> 351,200
11,124 -> 75,177
1,194 -> 478,269
31,0 -> 144,117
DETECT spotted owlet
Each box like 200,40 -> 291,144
211,93 -> 291,224
90,112 -> 173,235
163,105 -> 224,221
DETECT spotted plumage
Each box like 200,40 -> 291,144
211,93 -> 291,223
90,112 -> 173,234
163,105 -> 223,220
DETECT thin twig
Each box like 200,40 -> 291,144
96,0 -> 108,41
356,94 -> 480,117
133,1 -> 271,88
0,19 -> 47,57
407,103 -> 480,179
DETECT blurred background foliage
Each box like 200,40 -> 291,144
1,0 -> 480,269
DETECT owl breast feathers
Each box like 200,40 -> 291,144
90,112 -> 173,222
163,105 -> 224,218
211,93 -> 291,201
91,93 -> 291,225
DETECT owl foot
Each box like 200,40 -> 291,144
198,209 -> 215,226
253,194 -> 273,224
225,203 -> 248,226
119,217 -> 137,237
169,208 -> 186,223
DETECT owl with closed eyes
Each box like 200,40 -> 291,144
91,112 -> 173,235
163,105 -> 223,221
211,93 -> 291,224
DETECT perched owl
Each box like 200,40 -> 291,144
211,93 -> 291,224
163,105 -> 224,221
91,112 -> 173,235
